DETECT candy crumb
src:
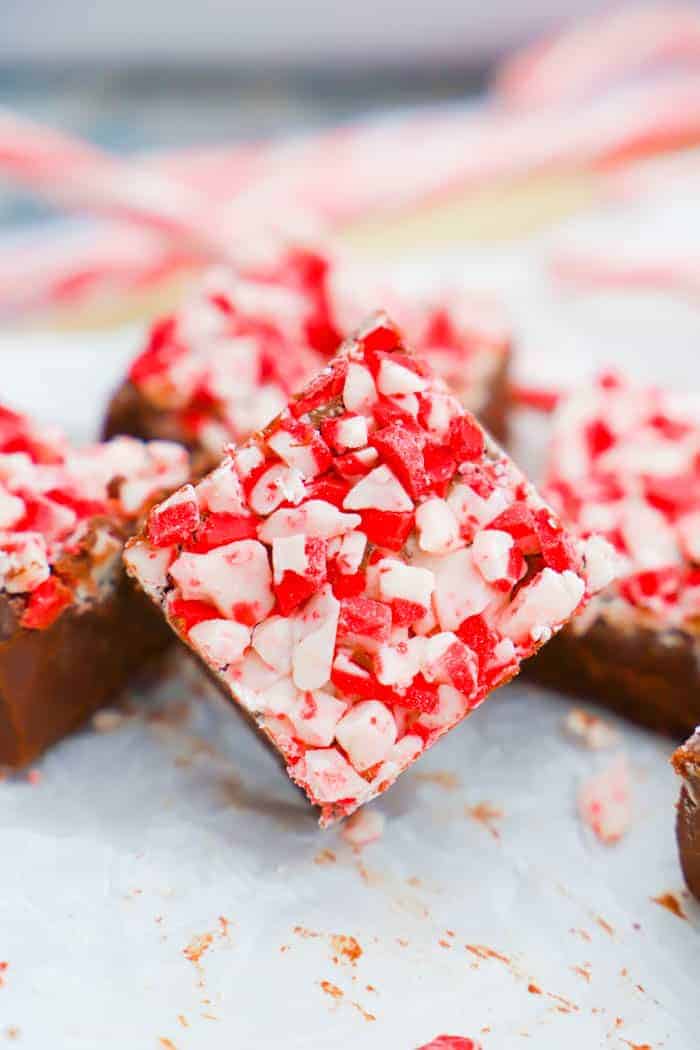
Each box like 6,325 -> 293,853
92,708 -> 127,733
578,754 -> 631,844
564,707 -> 618,750
341,809 -> 385,848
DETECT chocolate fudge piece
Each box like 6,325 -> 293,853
529,373 -> 700,735
672,730 -> 700,901
0,405 -> 189,765
104,248 -> 511,475
125,315 -> 611,825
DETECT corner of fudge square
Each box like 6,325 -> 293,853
0,404 -> 191,767
125,314 -> 614,826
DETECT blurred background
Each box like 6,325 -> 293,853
0,0 -> 699,407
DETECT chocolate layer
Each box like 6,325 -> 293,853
672,730 -> 700,901
527,610 -> 700,736
0,567 -> 171,767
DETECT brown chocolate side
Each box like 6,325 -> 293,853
474,351 -> 510,446
527,613 -> 700,736
0,569 -> 172,767
672,732 -> 700,901
103,381 -> 218,477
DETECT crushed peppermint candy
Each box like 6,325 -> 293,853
577,753 -> 632,844
544,373 -> 700,629
126,315 -> 611,825
115,246 -> 511,468
0,404 -> 189,629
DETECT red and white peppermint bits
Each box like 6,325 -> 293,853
0,404 -> 189,630
126,316 -> 609,825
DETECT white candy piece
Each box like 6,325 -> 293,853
581,534 -> 620,593
418,684 -> 469,731
252,615 -> 294,674
262,680 -> 346,747
343,362 -> 377,414
169,539 -> 274,621
0,486 -> 25,529
197,462 -> 249,515
417,546 -> 493,630
267,429 -> 320,479
335,530 -> 367,575
334,415 -> 368,450
335,700 -> 397,772
499,568 -> 585,644
377,358 -> 427,396
375,637 -> 426,689
248,463 -> 306,516
472,529 -> 514,583
376,558 -> 434,609
124,541 -> 172,599
227,650 -> 283,711
343,465 -> 413,512
258,500 -> 360,542
415,498 -> 460,554
188,619 -> 250,670
272,535 -> 309,583
300,748 -> 372,804
292,584 -> 340,691
678,511 -> 700,564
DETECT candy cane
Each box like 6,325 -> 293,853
0,109 -> 248,260
494,2 -> 700,109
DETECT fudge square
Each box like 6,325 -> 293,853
125,316 -> 611,825
672,729 -> 700,901
104,247 -> 511,477
0,404 -> 189,766
530,372 -> 700,734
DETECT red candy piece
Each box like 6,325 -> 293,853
584,418 -> 615,460
359,509 -> 414,551
337,596 -> 392,644
487,504 -> 539,554
534,507 -> 577,572
185,512 -> 257,553
147,487 -> 200,547
619,566 -> 682,610
274,538 -> 327,616
290,358 -> 347,418
329,568 -> 367,599
360,321 -> 402,354
423,442 -> 456,496
331,657 -> 383,700
370,422 -> 427,499
448,414 -> 484,464
21,576 -> 73,630
129,316 -> 183,385
169,596 -> 220,632
305,477 -> 351,508
417,1038 -> 481,1050
390,598 -> 426,627
392,674 -> 440,714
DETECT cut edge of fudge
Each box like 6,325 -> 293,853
528,372 -> 700,733
672,729 -> 700,901
125,314 -> 614,826
0,405 -> 191,765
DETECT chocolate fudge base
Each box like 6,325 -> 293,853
527,612 -> 700,737
0,570 -> 172,767
672,732 -> 700,901
103,363 -> 511,483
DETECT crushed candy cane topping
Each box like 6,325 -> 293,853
544,373 -> 700,627
126,316 -> 607,825
125,247 -> 511,462
0,404 -> 188,629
